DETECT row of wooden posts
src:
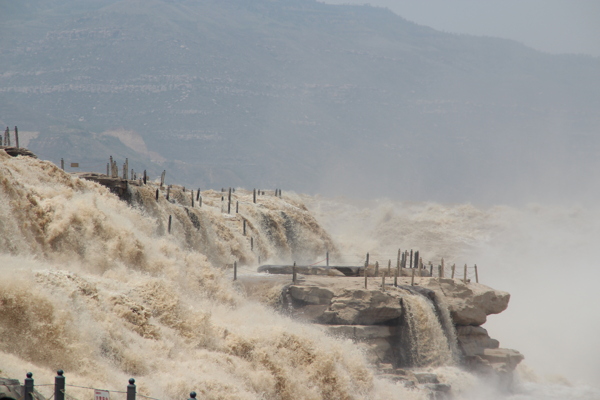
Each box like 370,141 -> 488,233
14,371 -> 197,400
3,126 -> 19,147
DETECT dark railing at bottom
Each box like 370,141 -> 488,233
9,371 -> 197,400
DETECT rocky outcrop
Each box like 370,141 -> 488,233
242,271 -> 523,393
422,278 -> 510,326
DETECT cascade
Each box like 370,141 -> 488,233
395,288 -> 458,368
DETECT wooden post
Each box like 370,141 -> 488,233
228,188 -> 232,214
196,189 -> 201,201
143,170 -> 147,185
451,264 -> 456,279
160,170 -> 166,189
364,261 -> 368,289
463,264 -> 468,283
366,252 -> 370,267
243,219 -> 247,236
155,189 -> 159,201
419,257 -> 423,269
387,259 -> 391,276
394,265 -> 398,287
253,188 -> 256,203
233,261 -> 237,281
168,215 -> 172,234
410,250 -> 413,268
55,370 -> 65,400
199,195 -> 202,207
414,251 -> 419,269
236,201 -> 239,213
411,267 -> 415,286
397,249 -> 401,270
381,273 -> 386,292
61,158 -> 64,170
251,237 -> 254,251
24,372 -> 34,400
374,261 -> 379,277
166,186 -> 170,201
107,163 -> 109,176
441,258 -> 445,278
14,126 -> 19,148
429,262 -> 433,276
475,264 -> 479,283
191,191 -> 194,207
326,251 -> 329,267
127,378 -> 136,400
292,262 -> 297,284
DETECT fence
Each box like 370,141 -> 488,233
3,372 -> 196,400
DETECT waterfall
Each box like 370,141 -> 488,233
395,288 -> 458,368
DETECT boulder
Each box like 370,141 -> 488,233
423,278 -> 510,326
319,289 -> 403,325
289,285 -> 334,305
456,325 -> 499,357
325,325 -> 392,340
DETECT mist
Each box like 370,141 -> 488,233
303,195 -> 600,389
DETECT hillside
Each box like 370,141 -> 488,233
1,0 -> 599,203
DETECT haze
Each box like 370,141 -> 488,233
322,0 -> 600,57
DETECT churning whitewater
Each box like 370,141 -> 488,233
1,152 -> 599,400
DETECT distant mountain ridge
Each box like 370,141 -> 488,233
1,0 -> 599,203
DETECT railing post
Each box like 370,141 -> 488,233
24,372 -> 34,400
364,261 -> 368,289
127,378 -> 136,400
475,264 -> 479,283
168,215 -> 172,234
411,267 -> 415,286
55,370 -> 65,400
234,261 -> 237,281
292,262 -> 297,284
374,261 -> 379,277
326,251 -> 329,267
463,264 -> 468,283
451,264 -> 456,279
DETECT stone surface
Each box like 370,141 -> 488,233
423,278 -> 510,326
319,289 -> 403,325
289,285 -> 334,305
456,325 -> 499,357
325,325 -> 392,340
258,265 -> 345,276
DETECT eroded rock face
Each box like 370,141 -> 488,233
456,325 -> 499,357
323,289 -> 403,325
422,278 -> 510,326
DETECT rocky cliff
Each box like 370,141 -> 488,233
239,270 -> 523,395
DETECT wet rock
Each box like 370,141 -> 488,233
319,289 -> 403,325
415,373 -> 439,384
456,325 -> 499,357
325,325 -> 392,340
423,278 -> 510,326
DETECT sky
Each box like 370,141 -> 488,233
322,0 -> 600,57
